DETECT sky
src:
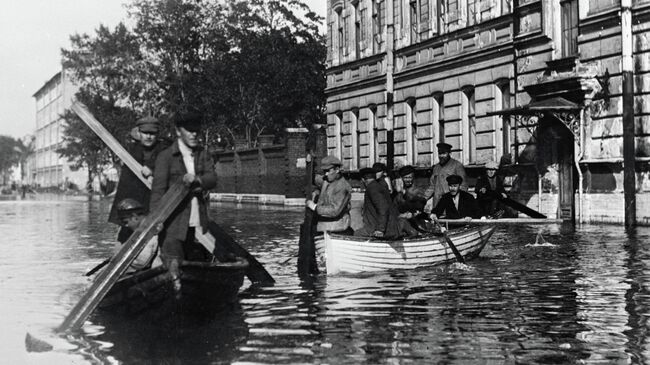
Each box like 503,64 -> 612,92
0,0 -> 326,141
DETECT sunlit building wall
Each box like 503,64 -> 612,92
32,70 -> 87,189
325,0 -> 650,224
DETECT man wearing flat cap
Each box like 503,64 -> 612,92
423,142 -> 468,211
108,116 -> 167,243
475,160 -> 507,216
150,112 -> 217,288
431,174 -> 479,220
306,155 -> 352,234
355,166 -> 401,239
393,165 -> 427,217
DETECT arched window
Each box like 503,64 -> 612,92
495,80 -> 511,160
352,108 -> 360,169
462,87 -> 476,164
335,111 -> 343,160
368,104 -> 378,164
336,7 -> 345,63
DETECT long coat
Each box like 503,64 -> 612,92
356,179 -> 400,239
150,140 -> 217,241
423,158 -> 468,208
432,190 -> 480,219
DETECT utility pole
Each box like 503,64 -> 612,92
385,0 -> 395,171
621,0 -> 636,227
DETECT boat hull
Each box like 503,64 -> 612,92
316,226 -> 495,275
99,258 -> 248,316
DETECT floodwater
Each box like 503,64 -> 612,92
1,196 -> 650,364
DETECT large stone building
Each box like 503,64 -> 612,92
325,0 -> 650,224
31,70 -> 87,189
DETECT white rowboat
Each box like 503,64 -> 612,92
315,225 -> 496,275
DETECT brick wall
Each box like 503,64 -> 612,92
213,128 -> 324,199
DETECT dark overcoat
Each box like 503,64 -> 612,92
108,142 -> 167,226
150,140 -> 217,241
357,179 -> 400,239
393,185 -> 427,214
432,190 -> 481,219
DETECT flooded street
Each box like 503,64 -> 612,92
2,196 -> 650,364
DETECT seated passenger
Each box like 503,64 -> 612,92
114,198 -> 162,273
355,167 -> 401,239
475,160 -> 507,217
393,165 -> 427,218
431,175 -> 480,221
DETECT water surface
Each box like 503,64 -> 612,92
1,196 -> 649,364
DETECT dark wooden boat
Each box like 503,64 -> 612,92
99,258 -> 249,316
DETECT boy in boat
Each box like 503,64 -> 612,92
150,112 -> 217,289
430,174 -> 480,221
423,142 -> 468,212
108,116 -> 167,243
114,198 -> 162,273
306,155 -> 352,235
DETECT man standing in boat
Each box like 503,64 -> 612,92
150,112 -> 217,290
423,142 -> 468,212
306,155 -> 352,235
108,116 -> 167,243
430,175 -> 480,220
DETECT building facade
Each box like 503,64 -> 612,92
31,70 -> 87,189
325,0 -> 650,224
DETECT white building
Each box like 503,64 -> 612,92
31,70 -> 87,189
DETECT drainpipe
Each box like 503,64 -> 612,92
386,0 -> 395,170
621,0 -> 636,227
575,109 -> 584,224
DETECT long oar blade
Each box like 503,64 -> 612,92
57,182 -> 188,333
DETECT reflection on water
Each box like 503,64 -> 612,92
1,196 -> 650,364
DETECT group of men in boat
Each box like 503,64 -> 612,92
109,113 -> 216,291
305,142 -> 508,239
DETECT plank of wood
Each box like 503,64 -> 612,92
297,154 -> 318,278
71,102 -> 151,188
57,182 -> 188,333
438,218 -> 563,224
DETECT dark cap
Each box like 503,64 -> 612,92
399,165 -> 415,177
174,112 -> 203,132
136,116 -> 160,133
436,142 -> 452,152
360,167 -> 376,178
321,155 -> 343,171
446,174 -> 463,185
372,162 -> 387,172
116,198 -> 144,218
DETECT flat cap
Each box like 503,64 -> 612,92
446,174 -> 463,185
321,155 -> 342,171
436,142 -> 452,152
360,167 -> 376,178
136,116 -> 160,133
116,198 -> 144,218
372,162 -> 387,172
399,165 -> 415,177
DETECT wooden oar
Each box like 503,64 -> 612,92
297,153 -> 318,278
438,218 -> 562,224
432,218 -> 465,264
85,258 -> 110,276
72,101 -> 274,285
488,191 -> 546,218
57,182 -> 188,333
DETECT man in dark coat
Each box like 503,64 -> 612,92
475,160 -> 507,217
108,116 -> 167,242
150,112 -> 217,286
431,174 -> 480,220
393,165 -> 427,216
354,167 -> 401,239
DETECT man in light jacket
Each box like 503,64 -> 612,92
306,155 -> 352,234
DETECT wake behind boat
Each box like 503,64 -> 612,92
315,225 -> 496,275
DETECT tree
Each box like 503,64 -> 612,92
0,135 -> 21,185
